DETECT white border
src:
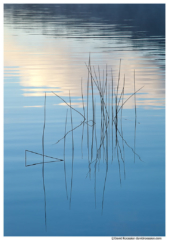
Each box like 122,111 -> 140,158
1,1 -> 167,240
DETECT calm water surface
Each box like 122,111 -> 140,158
4,4 -> 165,236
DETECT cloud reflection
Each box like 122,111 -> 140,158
24,105 -> 43,108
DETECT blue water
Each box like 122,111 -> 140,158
4,4 -> 165,236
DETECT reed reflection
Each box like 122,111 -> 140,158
25,59 -> 144,229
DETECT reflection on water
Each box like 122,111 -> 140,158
4,4 -> 165,108
4,4 -> 165,236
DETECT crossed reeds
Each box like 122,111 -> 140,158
25,56 -> 144,223
52,57 -> 143,209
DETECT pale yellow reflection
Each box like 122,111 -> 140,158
56,102 -> 85,108
23,92 -> 56,97
4,25 -> 165,109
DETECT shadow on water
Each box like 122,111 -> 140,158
25,57 -> 144,229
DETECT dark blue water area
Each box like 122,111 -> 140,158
4,156 -> 165,236
4,101 -> 165,236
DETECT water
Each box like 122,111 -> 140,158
4,4 -> 165,236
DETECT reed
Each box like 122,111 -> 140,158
64,109 -> 68,200
26,56 -> 144,214
69,91 -> 74,209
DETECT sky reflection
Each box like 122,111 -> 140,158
4,24 -> 165,109
4,4 -> 165,111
